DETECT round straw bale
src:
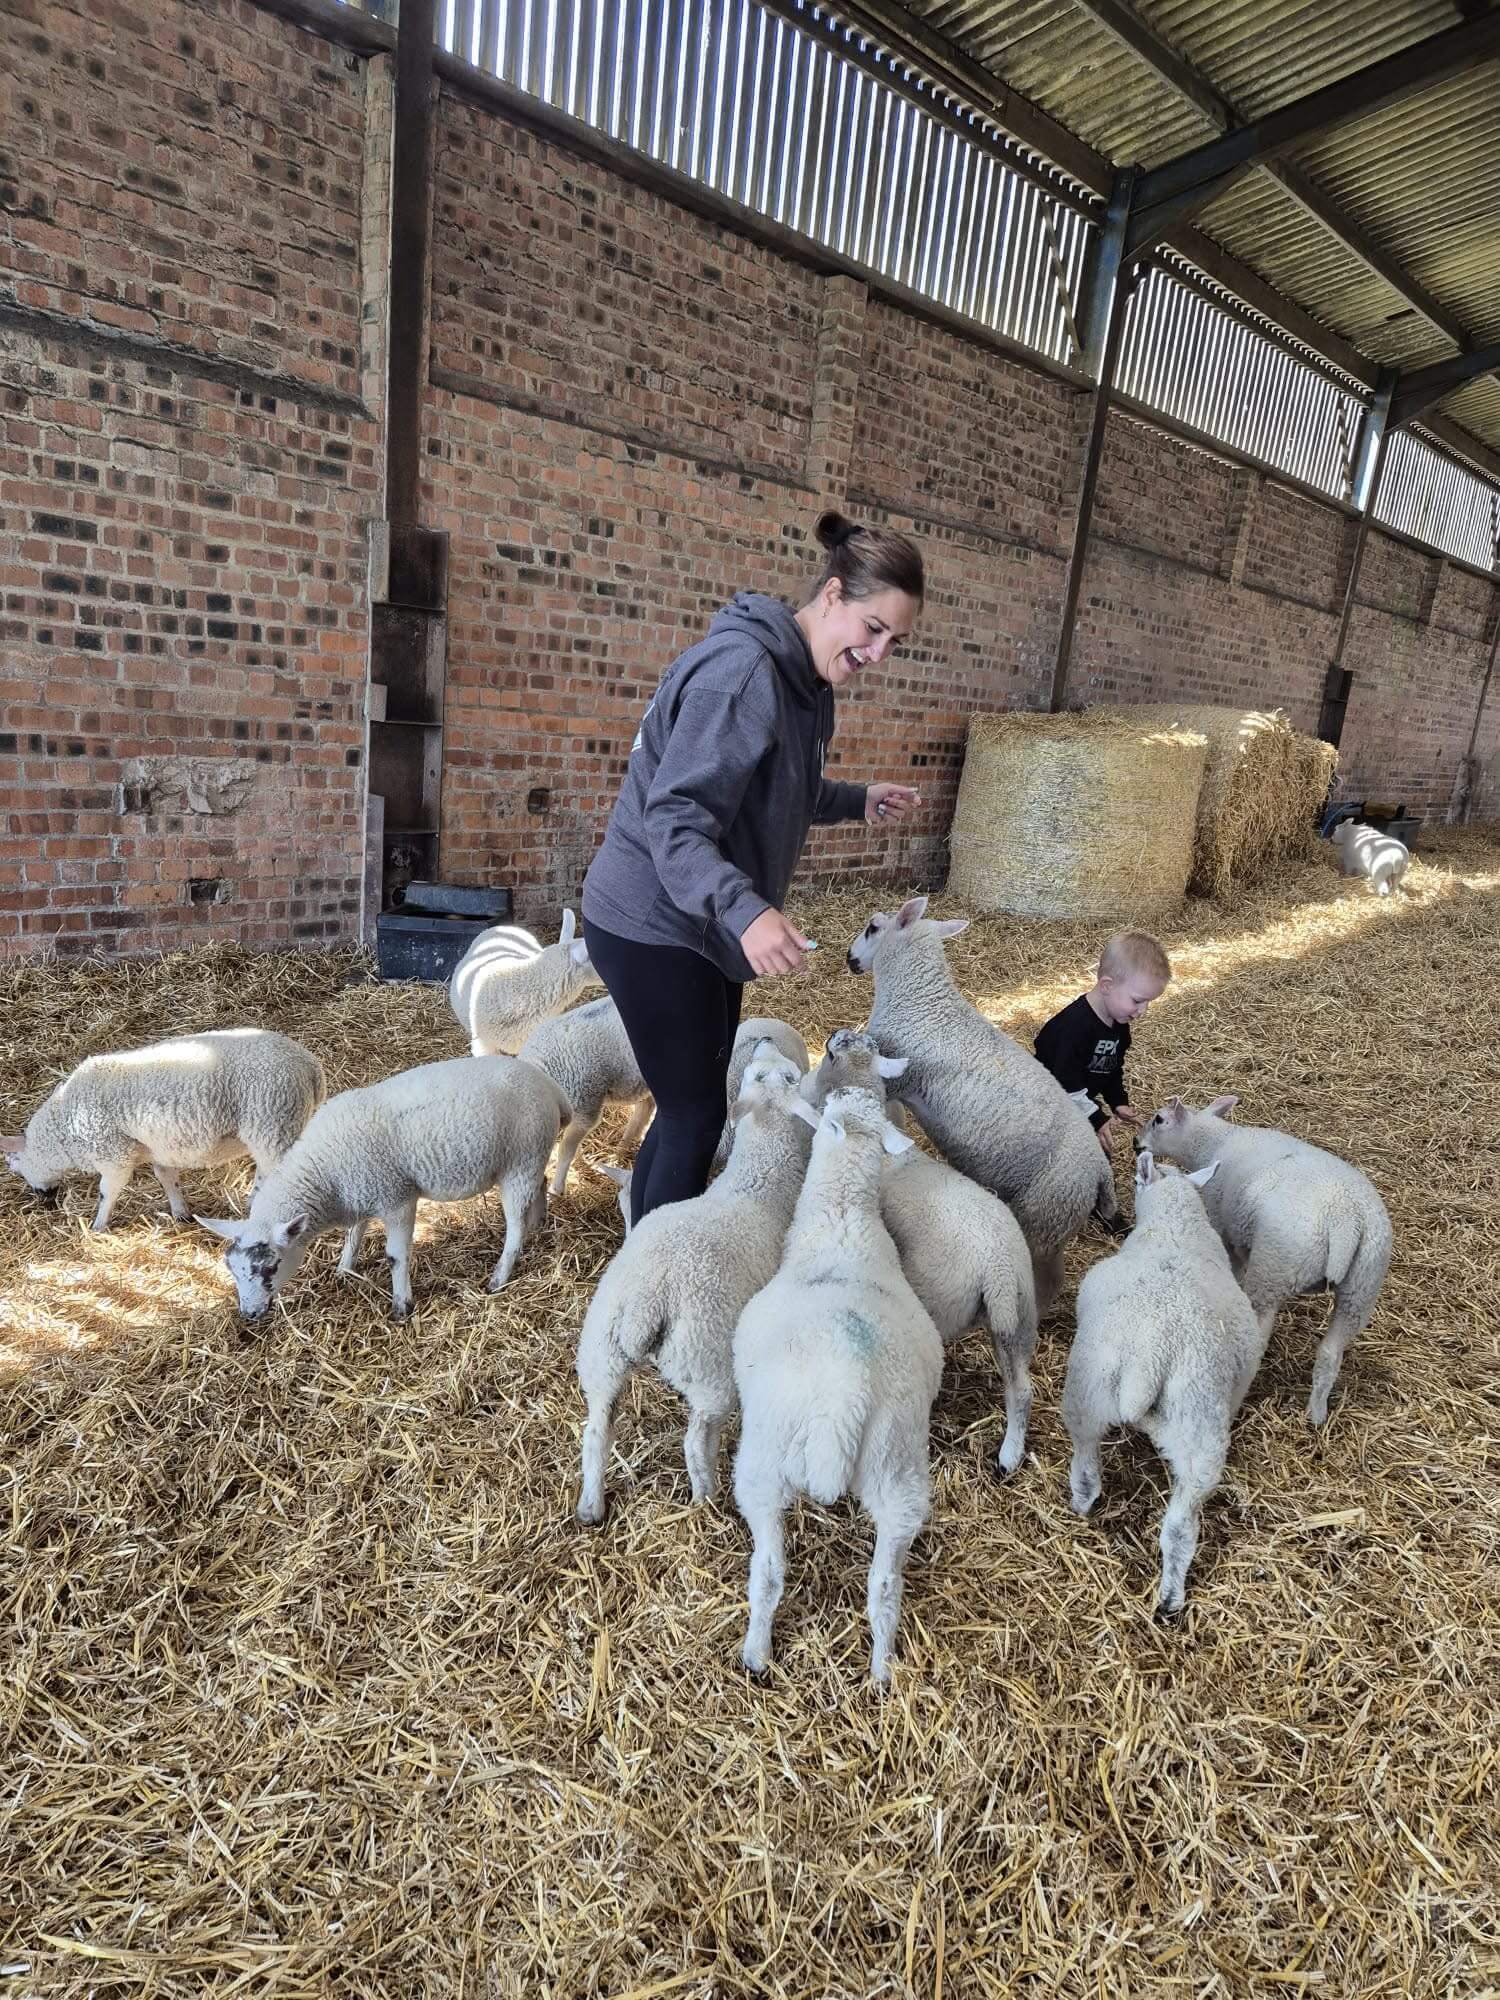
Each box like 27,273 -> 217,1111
1121,704 -> 1337,898
947,709 -> 1208,919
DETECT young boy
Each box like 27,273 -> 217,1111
1034,931 -> 1172,1154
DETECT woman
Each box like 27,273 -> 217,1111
582,509 -> 925,1224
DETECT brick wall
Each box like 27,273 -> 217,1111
0,0 -> 380,956
4,6 -> 1497,956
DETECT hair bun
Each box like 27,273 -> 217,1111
814,509 -> 858,552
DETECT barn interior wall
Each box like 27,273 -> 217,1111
3,2 -> 1496,954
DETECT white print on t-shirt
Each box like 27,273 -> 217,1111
1087,1037 -> 1121,1075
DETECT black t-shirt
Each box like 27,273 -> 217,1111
1034,994 -> 1130,1128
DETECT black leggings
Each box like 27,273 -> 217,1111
583,919 -> 744,1225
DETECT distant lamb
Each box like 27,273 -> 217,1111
449,907 -> 597,1055
802,1028 -> 1038,1475
519,997 -> 653,1196
1141,1094 -> 1393,1424
3,1029 -> 325,1231
1064,1149 -> 1267,1617
197,1054 -> 571,1319
846,896 -> 1116,1312
733,1085 -> 943,1685
1329,820 -> 1410,896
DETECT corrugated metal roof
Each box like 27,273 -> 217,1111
884,0 -> 1500,455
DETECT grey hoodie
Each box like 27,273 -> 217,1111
582,593 -> 866,981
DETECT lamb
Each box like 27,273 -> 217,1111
1139,1094 -> 1393,1424
711,1016 -> 811,1169
574,1046 -> 812,1524
196,1054 -> 571,1319
846,896 -> 1116,1313
1062,1149 -> 1267,1617
518,996 -> 653,1196
2,1029 -> 325,1231
449,906 -> 597,1056
801,1029 -> 1038,1476
1329,819 -> 1410,895
732,1085 -> 944,1685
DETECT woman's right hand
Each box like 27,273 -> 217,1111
739,908 -> 812,977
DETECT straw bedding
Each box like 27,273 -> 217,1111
3,832 -> 1498,1998
948,710 -> 1208,919
1122,706 -> 1339,900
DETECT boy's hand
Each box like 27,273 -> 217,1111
1097,1117 -> 1120,1153
1115,1105 -> 1142,1127
866,783 -> 921,823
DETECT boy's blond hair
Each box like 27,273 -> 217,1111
1099,930 -> 1171,984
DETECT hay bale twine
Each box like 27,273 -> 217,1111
948,710 -> 1208,919
1122,705 -> 1337,898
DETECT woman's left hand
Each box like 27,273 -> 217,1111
866,783 -> 921,823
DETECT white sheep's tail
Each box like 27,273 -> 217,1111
1328,1207 -> 1393,1322
786,1386 -> 873,1506
1114,1351 -> 1168,1430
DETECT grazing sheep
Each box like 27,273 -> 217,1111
733,1085 -> 943,1685
1329,820 -> 1410,896
518,997 -> 653,1196
574,1046 -> 812,1524
2,1029 -> 325,1231
1063,1149 -> 1267,1617
802,1029 -> 1037,1475
196,1055 -> 571,1319
846,896 -> 1116,1312
1139,1094 -> 1393,1424
449,907 -> 597,1056
712,1016 -> 811,1169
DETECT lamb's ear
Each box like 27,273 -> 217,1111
273,1216 -> 308,1248
821,1109 -> 848,1142
881,1122 -> 914,1156
1134,1150 -> 1158,1188
933,918 -> 970,940
569,940 -> 592,967
788,1096 -> 822,1131
559,907 -> 577,945
1205,1094 -> 1239,1118
1186,1161 -> 1220,1189
195,1214 -> 243,1241
875,1053 -> 909,1079
596,1162 -> 632,1188
0,1134 -> 23,1159
796,1070 -> 821,1105
895,896 -> 929,928
728,1097 -> 751,1125
1156,1095 -> 1186,1124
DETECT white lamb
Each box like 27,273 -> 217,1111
1329,820 -> 1410,895
449,907 -> 597,1055
1063,1149 -> 1267,1617
733,1085 -> 944,1685
711,1016 -> 811,1169
2,1029 -> 325,1231
1139,1093 -> 1393,1424
574,1046 -> 811,1523
847,896 -> 1116,1313
518,996 -> 653,1196
196,1054 -> 571,1319
802,1029 -> 1038,1476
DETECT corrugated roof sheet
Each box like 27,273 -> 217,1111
885,0 -> 1500,455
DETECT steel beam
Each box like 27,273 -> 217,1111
385,0 -> 438,527
1389,343 -> 1500,430
1125,13 -> 1500,253
1067,0 -> 1479,352
1317,371 -> 1398,743
1049,170 -> 1139,711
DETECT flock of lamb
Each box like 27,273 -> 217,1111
4,894 -> 1393,1682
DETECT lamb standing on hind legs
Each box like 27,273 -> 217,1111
1141,1094 -> 1393,1424
733,1086 -> 943,1686
845,896 -> 1115,1314
1063,1149 -> 1267,1618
